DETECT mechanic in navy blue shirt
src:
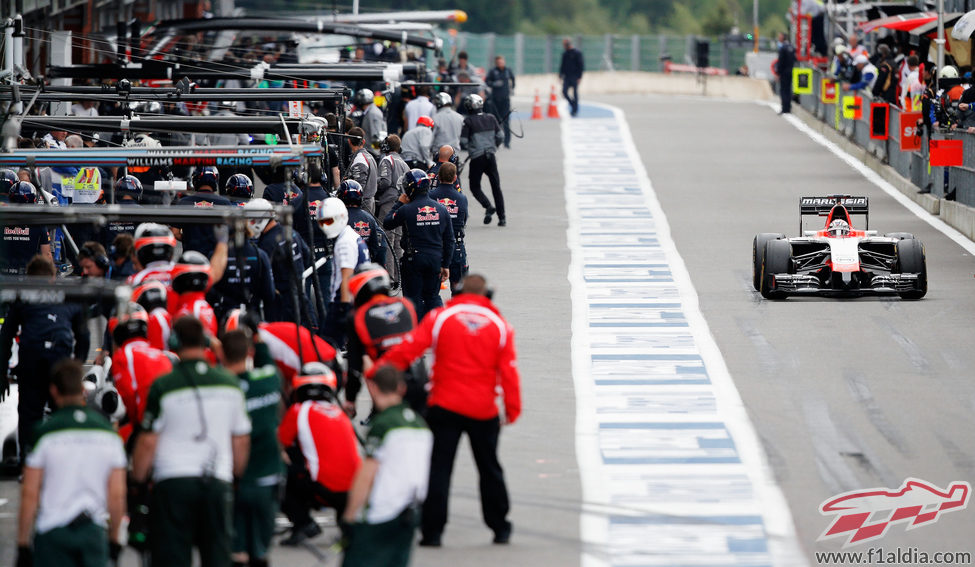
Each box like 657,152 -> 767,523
0,255 -> 90,466
0,182 -> 52,275
429,162 -> 469,295
248,199 -> 316,328
338,180 -> 386,267
383,169 -> 454,319
175,166 -> 232,257
208,233 -> 276,323
97,176 -> 142,250
427,145 -> 463,192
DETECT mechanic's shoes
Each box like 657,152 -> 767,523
493,522 -> 512,544
483,206 -> 496,225
418,535 -> 442,547
497,218 -> 506,227
280,521 -> 322,546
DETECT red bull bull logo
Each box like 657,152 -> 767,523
353,221 -> 370,236
818,478 -> 970,546
418,206 -> 437,215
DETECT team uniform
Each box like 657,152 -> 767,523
347,149 -> 378,214
383,196 -> 454,320
347,294 -> 418,408
141,359 -> 251,567
208,240 -> 275,323
429,183 -> 469,292
24,405 -> 127,566
0,224 -> 50,275
342,403 -> 432,567
175,192 -> 233,258
348,207 -> 386,267
111,337 -> 173,443
257,322 -> 339,387
256,223 -> 315,327
278,398 -> 361,534
233,342 -> 283,563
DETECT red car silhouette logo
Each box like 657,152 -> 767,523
818,478 -> 970,546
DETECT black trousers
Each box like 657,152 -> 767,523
422,406 -> 510,539
282,446 -> 348,532
16,349 -> 64,464
779,76 -> 793,113
401,253 -> 443,321
468,154 -> 505,220
562,78 -> 579,115
491,97 -> 511,147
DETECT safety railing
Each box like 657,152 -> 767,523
794,67 -> 975,207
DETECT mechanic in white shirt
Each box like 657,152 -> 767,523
317,197 -> 369,347
403,86 -> 435,131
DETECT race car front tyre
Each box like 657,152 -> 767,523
896,238 -> 927,299
752,233 -> 785,291
760,239 -> 792,300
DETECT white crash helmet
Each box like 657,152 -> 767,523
316,197 -> 349,239
828,219 -> 850,237
243,198 -> 274,235
939,65 -> 959,79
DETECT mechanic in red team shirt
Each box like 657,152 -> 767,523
368,274 -> 521,546
277,363 -> 361,546
225,309 -> 339,392
132,282 -> 172,352
128,223 -> 178,287
108,305 -> 173,445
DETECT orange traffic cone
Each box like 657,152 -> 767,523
531,90 -> 543,120
547,85 -> 560,118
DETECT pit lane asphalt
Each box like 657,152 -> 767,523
613,94 -> 975,558
0,112 -> 582,567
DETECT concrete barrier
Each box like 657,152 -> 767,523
514,72 -> 774,102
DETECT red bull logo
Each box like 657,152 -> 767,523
818,478 -> 970,546
193,201 -> 215,208
418,206 -> 437,215
353,221 -> 370,235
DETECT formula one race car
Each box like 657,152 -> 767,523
753,195 -> 927,299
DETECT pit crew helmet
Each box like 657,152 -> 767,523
316,197 -> 348,239
0,169 -> 19,197
132,281 -> 167,313
337,180 -> 364,207
354,88 -> 374,107
828,219 -> 851,237
108,303 -> 149,346
8,181 -> 37,204
940,65 -> 959,79
171,250 -> 211,294
463,93 -> 484,112
434,91 -> 453,108
243,198 -> 274,235
225,174 -> 254,200
416,115 -> 434,128
293,362 -> 337,402
349,263 -> 391,307
192,166 -> 220,191
115,175 -> 144,201
134,223 -> 177,266
401,168 -> 430,200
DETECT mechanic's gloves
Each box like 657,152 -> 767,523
214,224 -> 229,245
15,546 -> 31,567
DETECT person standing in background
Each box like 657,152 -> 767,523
776,32 -> 796,115
486,56 -> 516,148
559,39 -> 584,117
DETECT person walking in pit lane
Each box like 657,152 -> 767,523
460,95 -> 506,226
382,169 -> 454,320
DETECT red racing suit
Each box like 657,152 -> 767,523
171,291 -> 219,338
258,322 -> 338,387
111,337 -> 173,441
278,400 -> 361,491
146,307 -> 172,353
370,294 -> 521,423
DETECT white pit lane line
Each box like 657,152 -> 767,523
563,102 -> 806,567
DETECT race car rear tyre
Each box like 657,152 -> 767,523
896,238 -> 927,299
753,233 -> 785,291
884,232 -> 915,241
760,239 -> 792,300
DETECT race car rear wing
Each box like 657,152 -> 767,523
799,195 -> 869,232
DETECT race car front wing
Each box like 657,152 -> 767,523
770,273 -> 921,294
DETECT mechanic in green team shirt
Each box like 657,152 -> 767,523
342,366 -> 433,567
220,329 -> 284,567
16,359 -> 127,567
